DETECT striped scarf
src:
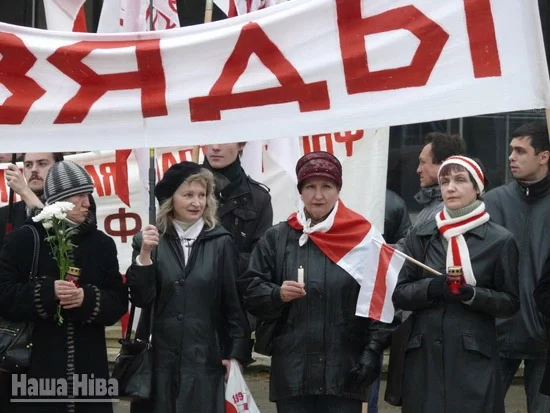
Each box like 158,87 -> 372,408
435,202 -> 490,286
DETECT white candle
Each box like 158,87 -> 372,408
297,266 -> 304,284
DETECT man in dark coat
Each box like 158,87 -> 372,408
0,160 -> 128,413
203,142 -> 273,275
485,121 -> 550,412
414,132 -> 466,227
0,152 -> 64,247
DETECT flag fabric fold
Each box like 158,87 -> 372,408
44,0 -> 87,32
287,200 -> 403,323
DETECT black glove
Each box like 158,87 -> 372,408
452,284 -> 475,302
427,275 -> 449,300
345,349 -> 381,392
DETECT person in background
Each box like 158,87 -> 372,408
533,257 -> 550,397
0,160 -> 128,413
242,151 -> 392,413
414,132 -> 466,227
392,155 -> 519,413
0,152 -> 64,246
485,121 -> 550,412
126,162 -> 251,413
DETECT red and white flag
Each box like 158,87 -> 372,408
227,0 -> 277,17
98,0 -> 179,32
288,200 -> 404,323
43,0 -> 87,32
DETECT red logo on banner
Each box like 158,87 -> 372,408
302,130 -> 364,157
104,208 -> 142,243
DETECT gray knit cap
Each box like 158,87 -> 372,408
44,161 -> 94,205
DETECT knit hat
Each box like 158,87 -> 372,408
155,162 -> 202,204
296,151 -> 342,192
44,161 -> 94,205
438,155 -> 485,194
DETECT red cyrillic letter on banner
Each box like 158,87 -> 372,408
47,40 -> 167,124
463,0 -> 501,78
0,33 -> 46,124
336,0 -> 449,94
189,22 -> 330,122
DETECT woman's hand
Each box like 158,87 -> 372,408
280,280 -> 306,303
139,225 -> 159,265
55,280 -> 85,309
222,359 -> 243,381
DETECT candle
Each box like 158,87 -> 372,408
297,266 -> 304,285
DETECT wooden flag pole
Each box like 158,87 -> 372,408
372,238 -> 442,276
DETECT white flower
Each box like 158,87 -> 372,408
54,212 -> 67,220
56,202 -> 75,212
42,222 -> 53,230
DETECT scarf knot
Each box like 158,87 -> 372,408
435,202 -> 490,286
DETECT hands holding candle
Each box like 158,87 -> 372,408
280,266 -> 306,303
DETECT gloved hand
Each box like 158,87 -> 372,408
427,275 -> 449,300
452,284 -> 475,302
345,348 -> 381,392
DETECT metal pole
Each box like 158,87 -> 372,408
148,0 -> 156,225
31,0 -> 38,28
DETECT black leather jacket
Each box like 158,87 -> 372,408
242,222 -> 392,402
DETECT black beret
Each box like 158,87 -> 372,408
155,162 -> 202,204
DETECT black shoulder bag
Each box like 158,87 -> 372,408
254,223 -> 289,356
111,301 -> 155,401
0,224 -> 40,372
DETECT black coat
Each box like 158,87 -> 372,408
0,201 -> 28,247
126,224 -> 251,413
384,189 -> 411,244
485,178 -> 550,358
533,256 -> 550,395
0,220 -> 128,413
216,174 -> 273,275
242,222 -> 392,402
392,218 -> 519,413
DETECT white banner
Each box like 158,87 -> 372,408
0,0 -> 548,152
0,129 -> 388,271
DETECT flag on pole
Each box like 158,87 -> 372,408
288,200 -> 404,323
44,0 -> 87,32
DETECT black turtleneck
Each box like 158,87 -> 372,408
517,173 -> 550,201
203,157 -> 244,201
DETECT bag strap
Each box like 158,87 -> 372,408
22,224 -> 40,282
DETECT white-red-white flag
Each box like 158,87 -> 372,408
98,0 -> 179,32
288,200 -> 403,323
227,0 -> 277,17
44,0 -> 87,32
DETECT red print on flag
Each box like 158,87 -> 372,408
288,201 -> 404,323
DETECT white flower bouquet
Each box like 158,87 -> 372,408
32,202 -> 78,325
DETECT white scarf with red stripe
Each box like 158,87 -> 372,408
435,203 -> 490,285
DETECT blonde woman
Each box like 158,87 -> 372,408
126,162 -> 251,413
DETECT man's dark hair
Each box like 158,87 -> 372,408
511,121 -> 550,154
423,132 -> 467,164
23,153 -> 64,163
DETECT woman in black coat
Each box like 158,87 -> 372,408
241,151 -> 393,413
392,156 -> 519,413
0,161 -> 128,413
126,162 -> 251,413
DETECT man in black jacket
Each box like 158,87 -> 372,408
485,121 -> 550,412
203,142 -> 273,275
0,152 -> 64,246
